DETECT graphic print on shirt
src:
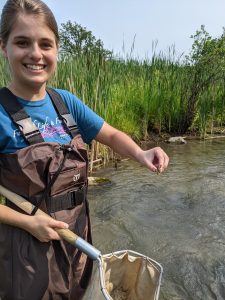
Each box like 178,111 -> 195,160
0,89 -> 104,153
13,116 -> 70,141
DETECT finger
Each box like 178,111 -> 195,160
146,148 -> 163,172
47,227 -> 64,241
163,154 -> 169,169
49,219 -> 69,229
157,152 -> 169,173
155,150 -> 165,170
50,230 -> 62,241
146,161 -> 158,172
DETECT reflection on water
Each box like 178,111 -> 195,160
88,139 -> 225,300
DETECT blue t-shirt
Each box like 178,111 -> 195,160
0,89 -> 104,153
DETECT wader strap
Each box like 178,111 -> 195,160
47,185 -> 86,213
46,88 -> 79,138
0,87 -> 44,144
80,198 -> 93,289
0,87 -> 80,145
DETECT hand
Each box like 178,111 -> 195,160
137,146 -> 169,173
26,214 -> 69,242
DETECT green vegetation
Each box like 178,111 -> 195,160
0,195 -> 5,204
56,23 -> 225,140
1,23 -> 225,168
2,23 -> 225,139
59,21 -> 112,59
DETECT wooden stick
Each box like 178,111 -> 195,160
0,185 -> 78,245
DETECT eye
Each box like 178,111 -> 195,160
41,43 -> 51,49
16,40 -> 29,47
40,41 -> 54,50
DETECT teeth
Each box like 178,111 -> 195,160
25,64 -> 45,70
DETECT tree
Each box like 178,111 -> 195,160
178,25 -> 225,133
59,21 -> 112,59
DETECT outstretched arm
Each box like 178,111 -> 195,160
95,122 -> 169,172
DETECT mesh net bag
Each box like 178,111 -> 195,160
83,250 -> 162,300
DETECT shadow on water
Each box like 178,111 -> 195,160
88,139 -> 225,300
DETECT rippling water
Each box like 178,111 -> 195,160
88,139 -> 225,300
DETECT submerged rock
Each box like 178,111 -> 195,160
88,176 -> 111,185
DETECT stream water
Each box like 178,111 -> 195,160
88,139 -> 225,300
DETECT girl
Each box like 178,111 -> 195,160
0,0 -> 169,299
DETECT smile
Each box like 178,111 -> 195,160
24,64 -> 46,70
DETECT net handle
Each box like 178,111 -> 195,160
0,184 -> 101,260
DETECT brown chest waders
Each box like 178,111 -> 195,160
0,87 -> 93,300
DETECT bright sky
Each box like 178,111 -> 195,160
0,0 -> 225,59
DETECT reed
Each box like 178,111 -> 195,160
0,56 -> 10,86
0,45 -> 225,170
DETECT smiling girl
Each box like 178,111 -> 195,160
0,0 -> 169,299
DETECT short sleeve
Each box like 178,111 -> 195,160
55,89 -> 104,144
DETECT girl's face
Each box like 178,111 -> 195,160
1,13 -> 58,93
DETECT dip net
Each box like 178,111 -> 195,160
83,250 -> 162,300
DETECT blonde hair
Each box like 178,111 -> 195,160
0,0 -> 59,45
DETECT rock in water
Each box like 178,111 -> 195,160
166,136 -> 187,144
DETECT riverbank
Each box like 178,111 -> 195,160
89,128 -> 225,173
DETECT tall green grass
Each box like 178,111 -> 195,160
0,49 -> 224,139
0,47 -> 225,165
0,56 -> 10,86
50,48 -> 225,140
